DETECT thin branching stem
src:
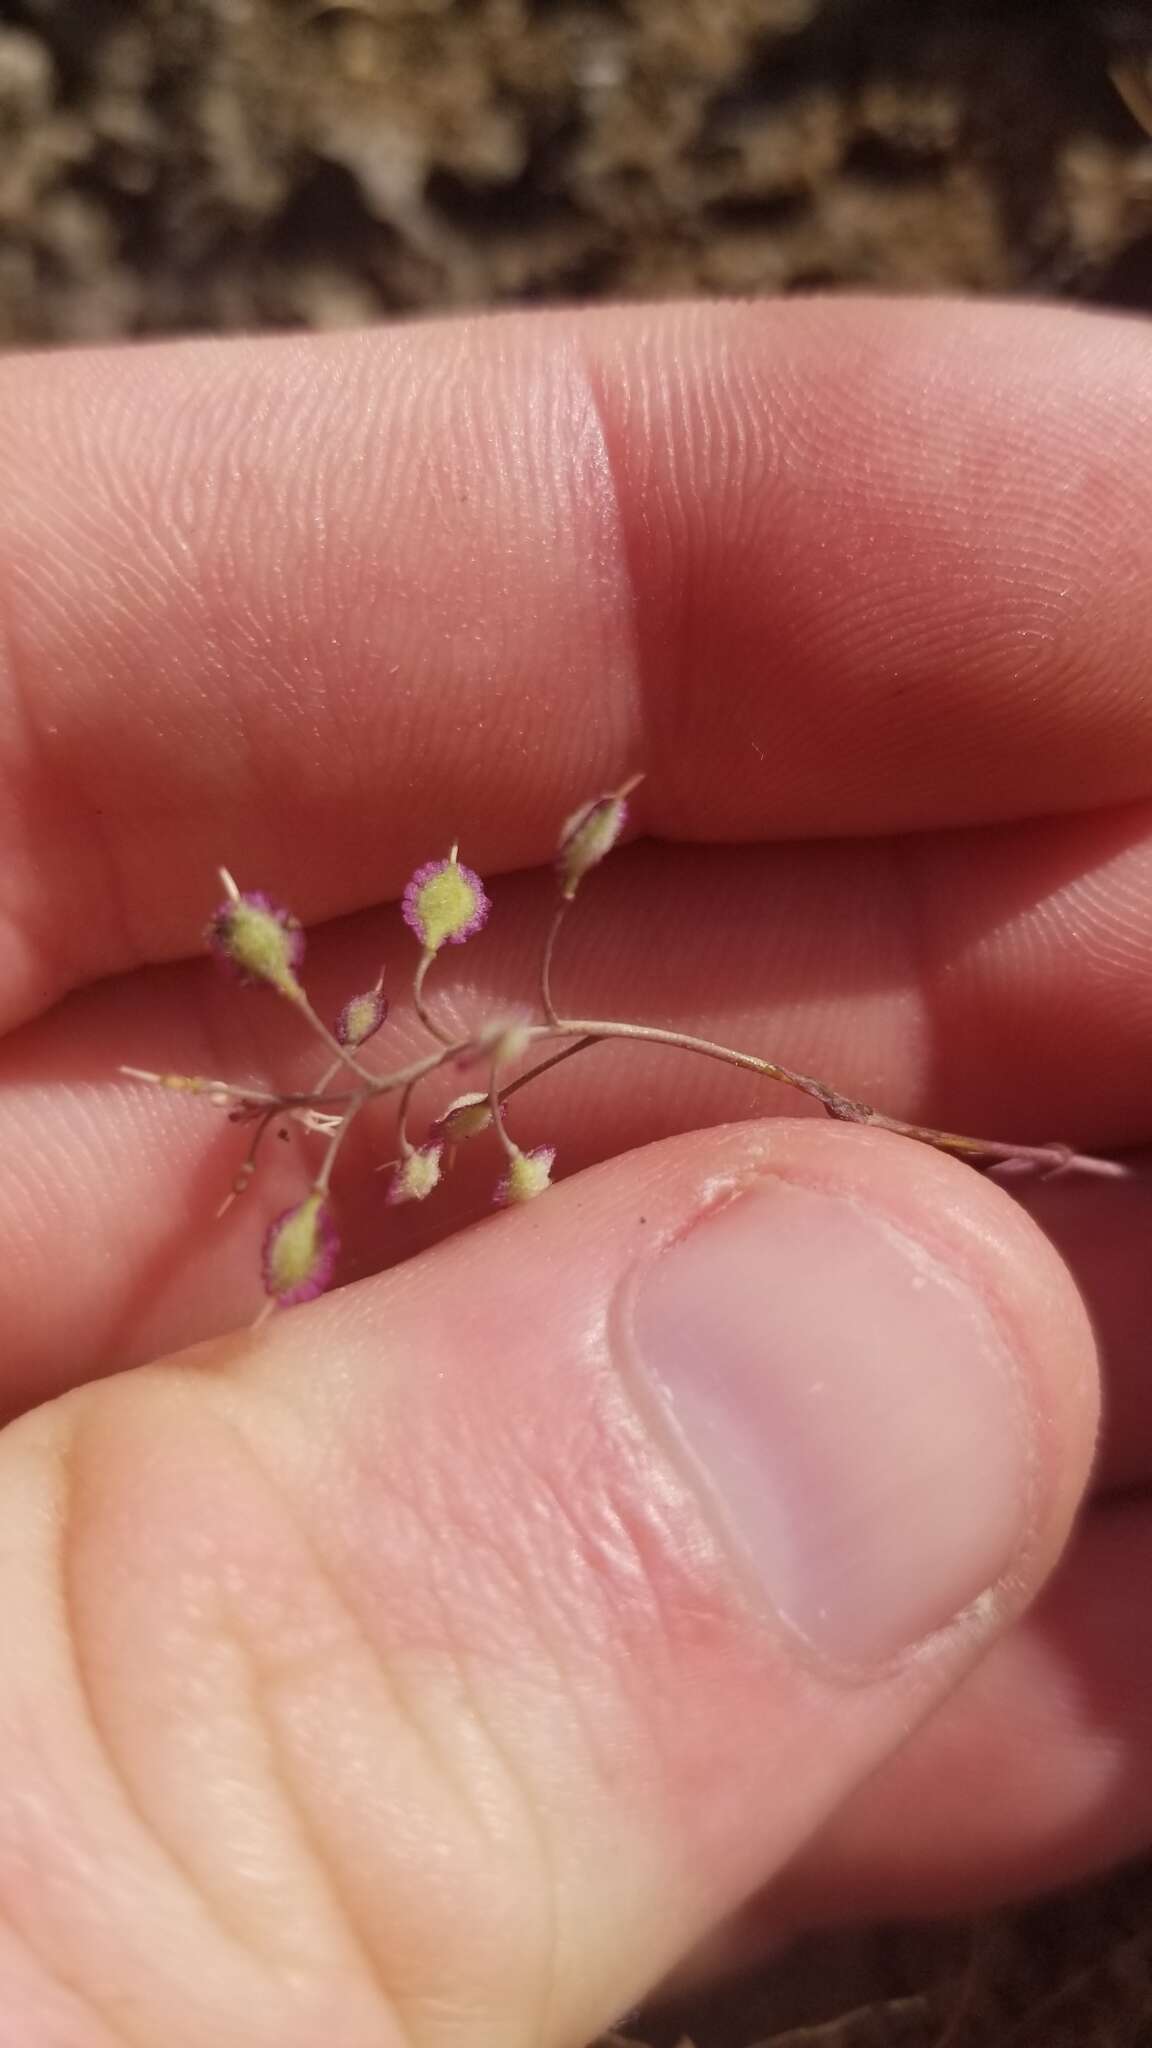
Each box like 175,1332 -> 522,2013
871,1118 -> 1131,1181
539,900 -> 570,1025
128,1002 -> 1133,1186
314,1110 -> 357,1194
412,950 -> 455,1044
504,1019 -> 1133,1181
539,1015 -> 837,1106
500,1034 -> 598,1103
123,1038 -> 461,1114
216,1106 -> 281,1218
489,1055 -> 518,1160
135,794 -> 1141,1328
395,1073 -> 421,1156
294,991 -> 375,1080
119,1067 -> 358,1113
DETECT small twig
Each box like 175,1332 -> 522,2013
511,1020 -> 1132,1182
879,1122 -> 1131,1182
490,1053 -> 518,1161
500,1034 -> 598,1104
314,1112 -> 355,1194
395,1073 -> 421,1156
119,1066 -> 360,1113
540,900 -> 570,1025
294,990 -> 376,1080
216,1107 -> 282,1218
543,1014 -> 844,1111
412,950 -> 456,1044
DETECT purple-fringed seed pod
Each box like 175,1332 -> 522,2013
335,980 -> 389,1049
207,886 -> 305,998
387,1143 -> 444,1205
495,1144 -> 555,1206
433,1092 -> 497,1146
555,775 -> 641,900
402,854 -> 490,954
261,1191 -> 339,1307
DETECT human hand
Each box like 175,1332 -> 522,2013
0,298 -> 1148,2043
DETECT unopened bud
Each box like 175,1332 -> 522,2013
555,774 -> 641,900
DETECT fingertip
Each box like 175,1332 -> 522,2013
0,1116 -> 1102,2042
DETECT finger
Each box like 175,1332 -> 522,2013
1015,1174 -> 1152,1494
6,300 -> 1152,1027
0,1124 -> 1095,2045
727,1496 -> 1152,1941
5,820 -> 1152,1429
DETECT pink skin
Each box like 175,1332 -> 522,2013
0,301 -> 1150,1939
21,1121 -> 1093,2043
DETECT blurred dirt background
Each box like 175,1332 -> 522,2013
2,1 -> 1151,2044
612,1861 -> 1152,2048
4,0 -> 1152,343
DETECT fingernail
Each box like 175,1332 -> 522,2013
629,1178 -> 1035,1667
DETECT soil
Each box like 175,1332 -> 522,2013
3,1 -> 1152,346
1,2 -> 1151,2045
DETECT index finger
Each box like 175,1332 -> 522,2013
2,297 -> 1152,1030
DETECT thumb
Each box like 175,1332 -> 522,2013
0,1121 -> 1096,2047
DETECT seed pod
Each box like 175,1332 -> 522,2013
335,978 -> 388,1048
495,1144 -> 555,1205
434,1092 -> 496,1145
402,854 -> 490,953
207,882 -> 305,999
386,1144 -> 444,1205
262,1191 -> 338,1306
555,773 -> 642,900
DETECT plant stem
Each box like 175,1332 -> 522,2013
395,1073 -> 421,1156
489,1055 -> 518,1160
119,1066 -> 362,1113
539,900 -> 570,1025
314,1110 -> 357,1194
412,950 -> 455,1044
544,1014 -> 842,1110
294,991 -> 375,1080
216,1107 -> 281,1217
500,1034 -> 598,1104
136,1005 -> 1133,1202
867,1117 -> 1130,1180
523,1016 -> 1131,1181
